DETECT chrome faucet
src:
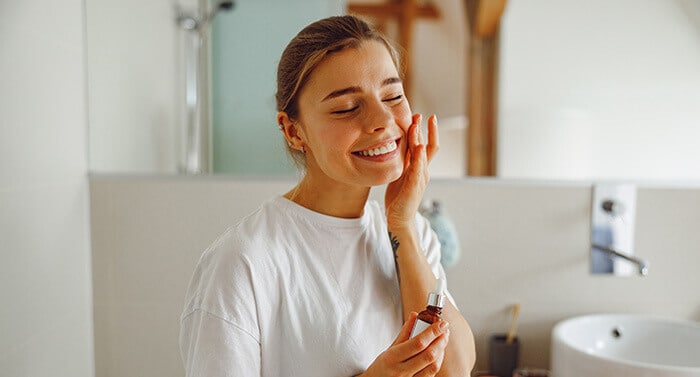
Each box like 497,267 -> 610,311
591,184 -> 650,277
592,243 -> 649,276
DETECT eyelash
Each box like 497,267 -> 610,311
331,95 -> 403,115
333,106 -> 358,115
385,94 -> 403,103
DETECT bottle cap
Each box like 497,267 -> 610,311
427,277 -> 446,307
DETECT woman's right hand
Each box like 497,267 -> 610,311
359,312 -> 451,377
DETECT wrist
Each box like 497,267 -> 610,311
386,216 -> 416,234
387,225 -> 419,255
387,225 -> 417,247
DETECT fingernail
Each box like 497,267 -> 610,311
439,321 -> 449,331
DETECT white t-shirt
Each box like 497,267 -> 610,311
179,196 -> 449,377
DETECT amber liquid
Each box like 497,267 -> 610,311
410,305 -> 443,338
417,305 -> 442,324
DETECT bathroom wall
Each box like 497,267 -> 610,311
499,0 -> 700,180
85,0 -> 198,173
90,176 -> 700,375
0,1 -> 94,376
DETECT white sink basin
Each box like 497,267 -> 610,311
551,314 -> 700,377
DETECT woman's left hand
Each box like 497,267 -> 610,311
385,114 -> 439,229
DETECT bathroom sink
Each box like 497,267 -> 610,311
551,314 -> 700,377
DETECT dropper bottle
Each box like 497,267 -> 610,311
409,277 -> 446,338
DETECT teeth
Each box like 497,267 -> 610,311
359,140 -> 397,157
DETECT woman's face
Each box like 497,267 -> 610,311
295,40 -> 413,190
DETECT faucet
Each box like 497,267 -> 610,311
591,243 -> 649,276
591,184 -> 650,276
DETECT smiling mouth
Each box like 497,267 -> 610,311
353,139 -> 399,157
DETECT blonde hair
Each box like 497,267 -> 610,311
275,15 -> 403,168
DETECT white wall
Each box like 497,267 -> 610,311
499,0 -> 700,180
0,1 -> 94,376
90,177 -> 700,375
85,0 -> 198,174
89,178 -> 290,377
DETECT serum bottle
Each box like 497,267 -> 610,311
409,277 -> 446,338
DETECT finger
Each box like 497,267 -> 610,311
408,119 -> 427,168
417,115 -> 425,145
409,128 -> 428,179
410,114 -> 423,147
402,123 -> 421,174
392,320 -> 449,359
402,139 -> 413,172
406,330 -> 450,376
426,114 -> 440,162
410,144 -> 427,179
391,312 -> 419,347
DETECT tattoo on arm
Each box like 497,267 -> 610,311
389,231 -> 400,253
389,231 -> 400,281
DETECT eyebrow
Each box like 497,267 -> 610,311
321,77 -> 402,102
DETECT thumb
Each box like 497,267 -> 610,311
392,312 -> 419,346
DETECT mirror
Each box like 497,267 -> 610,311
86,0 -> 700,181
498,0 -> 700,181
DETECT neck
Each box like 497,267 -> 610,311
284,175 -> 371,218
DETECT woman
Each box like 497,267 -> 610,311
179,15 -> 475,377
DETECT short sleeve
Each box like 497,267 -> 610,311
180,309 -> 261,377
179,227 -> 263,377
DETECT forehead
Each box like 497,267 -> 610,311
302,40 -> 400,98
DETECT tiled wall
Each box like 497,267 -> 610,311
90,176 -> 700,375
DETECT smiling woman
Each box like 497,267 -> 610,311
276,36 -> 412,191
178,15 -> 475,377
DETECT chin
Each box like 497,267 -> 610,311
375,167 -> 404,186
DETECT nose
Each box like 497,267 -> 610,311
363,98 -> 393,133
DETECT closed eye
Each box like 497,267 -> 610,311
332,106 -> 359,115
383,94 -> 403,103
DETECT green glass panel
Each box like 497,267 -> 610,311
211,0 -> 343,174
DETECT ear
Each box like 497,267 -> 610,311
277,111 -> 306,152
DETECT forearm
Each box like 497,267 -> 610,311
388,225 -> 476,376
388,224 -> 438,319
